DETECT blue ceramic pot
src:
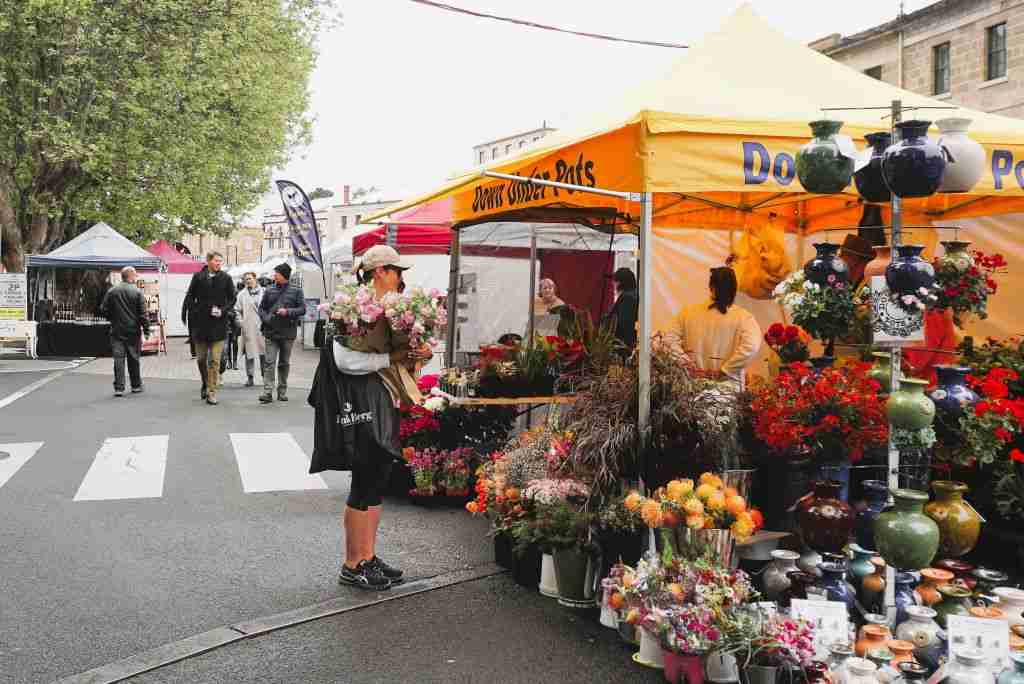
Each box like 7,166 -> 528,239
804,243 -> 850,286
855,132 -> 893,203
931,366 -> 979,419
815,560 -> 858,613
855,479 -> 889,551
885,244 -> 935,297
895,572 -> 921,625
882,120 -> 947,198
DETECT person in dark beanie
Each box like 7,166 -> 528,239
258,262 -> 305,403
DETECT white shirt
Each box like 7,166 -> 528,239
332,339 -> 390,375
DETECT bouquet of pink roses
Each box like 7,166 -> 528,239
321,284 -> 385,339
382,287 -> 448,348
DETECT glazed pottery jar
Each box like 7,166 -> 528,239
882,120 -> 947,198
797,120 -> 854,194
815,561 -> 858,613
798,548 -> 824,578
860,614 -> 892,643
994,587 -> 1024,628
887,640 -> 916,668
924,481 -> 983,558
998,653 -> 1024,684
895,572 -> 922,626
886,380 -> 936,432
974,568 -> 1010,597
857,625 -> 892,658
934,584 -> 974,628
885,244 -> 936,298
856,132 -> 894,203
936,559 -> 976,590
948,650 -> 996,684
780,570 -> 820,608
845,658 -> 878,684
828,642 -> 855,679
867,646 -> 896,673
849,544 -> 877,592
936,119 -> 986,193
862,558 -> 887,612
874,489 -> 940,571
856,480 -> 890,550
763,550 -> 801,601
799,481 -> 855,553
900,662 -> 930,684
932,367 -> 980,420
938,240 -> 976,274
867,352 -> 893,394
804,243 -> 851,286
916,567 -> 956,606
864,245 -> 894,281
896,606 -> 942,659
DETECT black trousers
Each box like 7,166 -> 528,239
111,336 -> 142,391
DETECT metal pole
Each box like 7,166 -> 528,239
638,192 -> 653,445
885,98 -> 903,623
444,229 -> 461,368
527,225 -> 538,346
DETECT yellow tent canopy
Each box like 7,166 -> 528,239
366,4 -> 1024,235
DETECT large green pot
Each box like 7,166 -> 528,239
868,352 -> 892,394
552,547 -> 596,608
924,480 -> 982,558
886,378 -> 936,430
796,120 -> 854,194
874,488 -> 940,571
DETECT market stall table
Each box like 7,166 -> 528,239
36,320 -> 111,357
437,391 -> 577,426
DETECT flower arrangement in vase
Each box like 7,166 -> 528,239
933,250 -> 1006,327
628,472 -> 764,542
764,323 -> 811,364
774,270 -> 855,357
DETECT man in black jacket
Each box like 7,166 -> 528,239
606,267 -> 639,355
258,262 -> 305,404
100,266 -> 151,397
182,251 -> 236,405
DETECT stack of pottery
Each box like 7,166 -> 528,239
882,120 -> 947,198
916,567 -> 956,606
798,481 -> 855,553
873,488 -> 940,571
797,120 -> 854,194
804,243 -> 850,286
936,119 -> 986,193
856,132 -> 894,203
924,481 -> 983,558
933,583 -> 973,628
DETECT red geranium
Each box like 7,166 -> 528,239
763,324 -> 811,364
933,250 -> 1007,327
956,368 -> 1024,468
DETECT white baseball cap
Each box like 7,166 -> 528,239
354,245 -> 411,274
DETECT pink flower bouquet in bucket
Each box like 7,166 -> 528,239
382,287 -> 448,349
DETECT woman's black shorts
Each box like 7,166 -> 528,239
347,448 -> 394,511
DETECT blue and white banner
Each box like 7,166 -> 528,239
275,180 -> 324,270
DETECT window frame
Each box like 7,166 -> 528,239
933,42 -> 951,94
987,22 -> 1007,81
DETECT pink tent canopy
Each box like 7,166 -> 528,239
147,240 -> 204,274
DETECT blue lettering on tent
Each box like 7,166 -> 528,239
743,142 -> 770,184
773,153 -> 795,186
993,150 -> 1013,190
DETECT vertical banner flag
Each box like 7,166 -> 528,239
275,180 -> 324,270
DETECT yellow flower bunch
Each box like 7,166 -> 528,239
623,472 -> 762,540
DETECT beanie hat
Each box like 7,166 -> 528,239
274,262 -> 292,280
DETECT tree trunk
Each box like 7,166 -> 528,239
0,175 -> 24,272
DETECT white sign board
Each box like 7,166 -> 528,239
870,275 -> 925,345
0,273 -> 27,320
947,615 -> 1010,674
790,599 -> 849,659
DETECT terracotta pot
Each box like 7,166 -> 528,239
864,245 -> 894,281
873,488 -> 940,571
798,480 -> 854,553
925,481 -> 983,558
970,606 -> 1007,621
916,567 -> 956,606
888,640 -> 916,668
856,624 -> 891,658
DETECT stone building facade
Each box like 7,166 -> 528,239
178,226 -> 264,267
811,0 -> 1024,119
471,123 -> 556,165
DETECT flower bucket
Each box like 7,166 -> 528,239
552,547 -> 596,608
634,628 -> 665,669
663,528 -> 737,569
493,531 -> 514,570
662,650 -> 705,684
706,652 -> 740,683
722,468 -> 757,502
741,665 -> 778,684
538,552 -> 559,597
512,544 -> 542,589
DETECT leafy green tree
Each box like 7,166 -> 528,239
0,0 -> 336,272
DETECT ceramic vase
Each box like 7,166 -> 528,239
874,488 -> 940,570
804,242 -> 850,286
636,628 -> 665,669
886,378 -> 936,431
763,550 -> 801,601
888,640 -> 916,669
934,584 -> 973,628
900,662 -> 930,684
856,132 -> 894,203
862,558 -> 888,612
998,653 -> 1024,684
895,572 -> 922,626
780,570 -> 819,608
935,559 -> 976,590
938,240 -> 976,274
936,119 -> 985,193
924,481 -> 983,558
798,480 -> 855,553
552,547 -> 595,608
797,120 -> 854,194
916,567 -> 956,606
868,353 -> 893,395
948,650 -> 995,684
994,587 -> 1024,628
815,560 -> 858,613
663,651 -> 704,684
856,625 -> 891,657
846,658 -> 878,684
864,245 -> 894,281
797,548 -> 823,578
973,568 -> 1010,597
932,366 -> 980,420
828,642 -> 855,680
885,244 -> 936,299
856,480 -> 890,551
882,120 -> 947,198
538,552 -> 559,597
849,544 -> 877,592
896,605 -> 942,663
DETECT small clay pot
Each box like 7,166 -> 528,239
916,568 -> 955,606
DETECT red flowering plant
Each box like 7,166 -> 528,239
404,447 -> 476,497
399,404 -> 441,450
933,250 -> 1006,327
763,323 -> 811,364
749,362 -> 889,463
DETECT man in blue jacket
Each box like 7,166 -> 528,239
258,262 -> 305,404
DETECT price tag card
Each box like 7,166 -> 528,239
790,599 -> 849,657
947,615 -> 1010,673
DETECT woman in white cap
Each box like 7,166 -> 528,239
316,245 -> 431,590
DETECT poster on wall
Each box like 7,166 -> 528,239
869,275 -> 925,345
0,273 -> 28,320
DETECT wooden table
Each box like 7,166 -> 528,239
435,391 -> 577,425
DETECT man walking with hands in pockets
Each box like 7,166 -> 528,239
258,262 -> 305,404
182,251 -> 236,405
100,266 -> 150,397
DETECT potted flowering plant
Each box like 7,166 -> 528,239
774,270 -> 855,358
764,323 -> 811,364
595,490 -> 646,580
736,615 -> 817,684
403,447 -> 477,504
933,250 -> 1005,327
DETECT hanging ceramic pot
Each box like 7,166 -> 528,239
815,560 -> 858,613
798,481 -> 855,553
862,557 -> 887,612
924,480 -> 983,558
763,550 -> 801,601
887,378 -> 936,431
874,488 -> 940,571
856,480 -> 891,550
849,544 -> 877,592
856,132 -> 894,203
867,353 -> 893,395
796,120 -> 855,194
804,243 -> 850,286
931,367 -> 980,420
882,120 -> 947,198
938,240 -> 976,274
933,584 -> 973,628
864,245 -> 894,281
885,244 -> 936,297
916,567 -> 956,606
936,119 -> 986,193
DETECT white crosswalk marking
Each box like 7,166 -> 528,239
74,435 -> 169,501
229,432 -> 327,493
0,442 -> 44,489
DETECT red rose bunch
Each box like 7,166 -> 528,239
957,368 -> 1024,467
764,323 -> 811,364
750,362 -> 888,463
399,404 -> 441,449
933,250 -> 1006,327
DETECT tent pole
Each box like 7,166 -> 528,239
527,225 -> 537,347
638,192 -> 653,450
445,229 -> 461,368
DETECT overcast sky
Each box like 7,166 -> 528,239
252,0 -> 931,217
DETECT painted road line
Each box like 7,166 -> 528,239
0,442 -> 44,490
0,370 -> 66,409
73,435 -> 169,502
230,432 -> 327,493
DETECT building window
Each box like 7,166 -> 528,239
864,65 -> 882,80
519,140 -> 526,148
491,147 -> 498,159
478,150 -> 485,163
505,144 -> 512,155
933,42 -> 950,94
987,22 -> 1007,80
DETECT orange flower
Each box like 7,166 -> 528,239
706,492 -> 727,510
667,583 -> 685,601
667,479 -> 693,502
504,487 -> 520,502
725,495 -> 747,514
686,514 -> 705,529
466,501 -> 478,514
609,592 -> 625,610
640,499 -> 663,528
683,498 -> 705,516
695,483 -> 716,501
624,491 -> 643,512
749,508 -> 765,531
661,508 -> 680,528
